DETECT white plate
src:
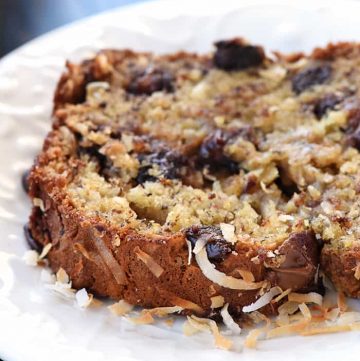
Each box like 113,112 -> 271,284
2,0 -> 360,360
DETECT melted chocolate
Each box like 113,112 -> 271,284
266,231 -> 322,291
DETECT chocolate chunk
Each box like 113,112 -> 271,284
24,223 -> 42,252
22,169 -> 30,193
345,103 -> 360,150
79,145 -> 122,180
127,68 -> 174,95
199,127 -> 254,173
292,65 -> 332,94
136,148 -> 184,184
213,39 -> 265,71
313,93 -> 341,119
185,225 -> 232,262
266,231 -> 321,291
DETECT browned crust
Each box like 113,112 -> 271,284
27,42 -> 329,316
321,245 -> 360,298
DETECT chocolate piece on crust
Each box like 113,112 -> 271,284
266,231 -> 322,291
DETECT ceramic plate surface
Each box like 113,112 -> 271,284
2,1 -> 360,360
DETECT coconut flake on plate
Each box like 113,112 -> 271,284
108,300 -> 134,316
189,316 -> 233,350
288,292 -> 323,306
220,303 -> 241,335
242,287 -> 282,313
75,288 -> 94,308
44,267 -> 76,300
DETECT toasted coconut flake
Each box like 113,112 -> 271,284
338,311 -> 360,325
278,301 -> 299,316
210,295 -> 225,309
73,243 -> 91,260
237,269 -> 255,282
301,324 -> 359,336
56,268 -> 70,284
267,303 -> 311,339
195,247 -> 266,290
75,288 -> 93,308
220,223 -> 237,245
324,307 -> 340,321
288,292 -> 323,306
191,316 -> 233,350
337,291 -> 348,312
33,197 -> 45,211
146,306 -> 183,317
93,233 -> 126,285
130,306 -> 183,325
134,246 -> 164,278
168,294 -> 204,313
45,283 -> 76,299
185,240 -> 192,265
299,303 -> 312,320
130,312 -> 155,325
187,316 -> 210,333
220,303 -> 241,335
183,318 -> 201,336
273,288 -> 291,303
244,328 -> 265,349
243,287 -> 282,313
23,250 -> 39,266
44,267 -> 76,299
39,243 -> 52,260
108,300 -> 134,316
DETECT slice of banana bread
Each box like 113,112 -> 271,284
27,39 -> 360,317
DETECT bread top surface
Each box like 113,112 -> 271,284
33,39 -> 360,254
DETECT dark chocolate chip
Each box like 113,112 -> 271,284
266,231 -> 321,291
199,127 -> 254,173
127,68 -> 174,95
345,103 -> 360,150
292,65 -> 332,94
23,223 -> 42,252
78,145 -> 121,180
21,169 -> 30,193
136,148 -> 184,184
184,225 -> 232,262
213,39 -> 265,71
313,93 -> 341,119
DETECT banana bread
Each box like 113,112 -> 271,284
27,39 -> 360,317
